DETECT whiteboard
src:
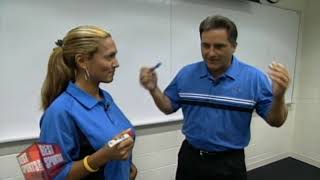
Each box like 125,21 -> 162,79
0,0 -> 300,143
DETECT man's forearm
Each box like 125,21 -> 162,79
266,97 -> 288,127
149,87 -> 174,114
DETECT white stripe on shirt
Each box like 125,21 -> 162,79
179,92 -> 256,106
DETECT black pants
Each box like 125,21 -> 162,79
176,140 -> 247,180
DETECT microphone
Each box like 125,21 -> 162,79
107,128 -> 135,148
17,143 -> 66,180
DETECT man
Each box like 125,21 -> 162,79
140,15 -> 290,180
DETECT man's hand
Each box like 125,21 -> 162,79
266,62 -> 290,127
267,62 -> 291,99
139,65 -> 174,114
140,67 -> 158,91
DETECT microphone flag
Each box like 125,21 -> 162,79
16,143 -> 66,180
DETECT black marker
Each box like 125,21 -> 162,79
151,62 -> 162,71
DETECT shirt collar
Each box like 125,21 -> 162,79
199,56 -> 240,80
66,82 -> 100,109
224,56 -> 240,80
199,61 -> 209,78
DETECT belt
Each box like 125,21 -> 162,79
184,140 -> 244,159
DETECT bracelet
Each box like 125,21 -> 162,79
83,155 -> 99,172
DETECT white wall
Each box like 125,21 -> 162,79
2,0 -> 320,180
290,0 -> 320,168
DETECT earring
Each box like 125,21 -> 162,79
84,68 -> 90,81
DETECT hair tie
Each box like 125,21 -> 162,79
55,39 -> 63,47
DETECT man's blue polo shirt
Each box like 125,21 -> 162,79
39,82 -> 134,180
165,57 -> 273,151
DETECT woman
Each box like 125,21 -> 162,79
39,25 -> 137,180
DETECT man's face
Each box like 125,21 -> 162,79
201,29 -> 236,77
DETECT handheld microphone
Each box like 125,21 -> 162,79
17,143 -> 66,180
107,129 -> 135,148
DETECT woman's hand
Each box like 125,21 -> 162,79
130,163 -> 138,180
104,129 -> 135,160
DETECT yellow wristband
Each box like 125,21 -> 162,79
83,155 -> 99,172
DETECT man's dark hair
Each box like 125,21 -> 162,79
199,15 -> 238,44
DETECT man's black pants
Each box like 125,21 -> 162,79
176,140 -> 247,180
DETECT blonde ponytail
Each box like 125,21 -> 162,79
41,47 -> 74,110
40,26 -> 110,110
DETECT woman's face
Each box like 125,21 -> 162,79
87,37 -> 119,84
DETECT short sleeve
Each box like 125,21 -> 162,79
39,107 -> 78,180
255,72 -> 273,120
164,73 -> 181,112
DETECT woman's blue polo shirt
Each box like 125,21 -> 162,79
39,82 -> 134,180
165,57 -> 273,151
